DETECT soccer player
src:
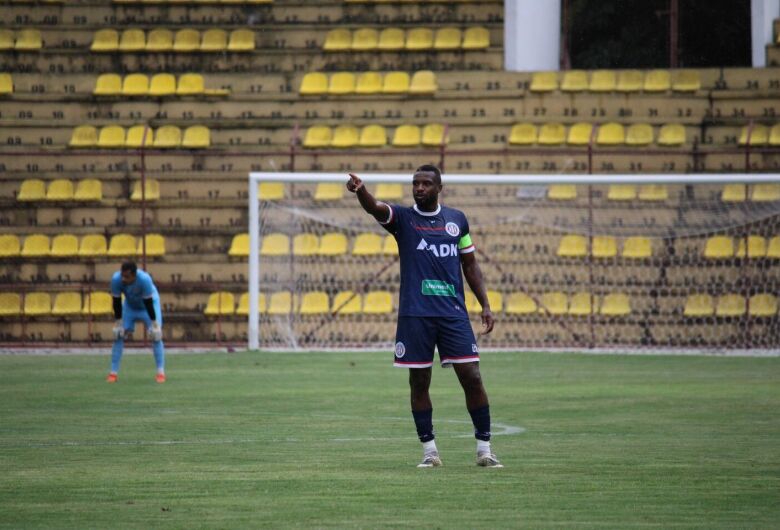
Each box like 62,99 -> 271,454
347,165 -> 501,468
107,261 -> 166,383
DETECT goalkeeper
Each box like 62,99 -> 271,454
107,261 -> 166,384
347,165 -> 501,468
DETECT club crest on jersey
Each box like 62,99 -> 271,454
394,342 -> 406,358
445,222 -> 460,237
416,238 -> 458,257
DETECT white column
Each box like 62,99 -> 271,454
752,0 -> 780,67
504,0 -> 562,72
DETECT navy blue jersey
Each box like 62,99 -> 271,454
380,203 -> 475,318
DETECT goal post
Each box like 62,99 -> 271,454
248,172 -> 780,353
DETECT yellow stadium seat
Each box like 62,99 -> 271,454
108,234 -> 137,257
148,73 -> 176,96
98,125 -> 126,148
125,125 -> 153,148
293,234 -> 319,256
683,294 -> 715,317
174,29 -> 200,52
529,71 -> 557,92
50,234 -> 78,257
561,70 -> 588,92
303,126 -> 332,148
323,28 -> 351,51
626,124 -> 654,146
406,28 -> 433,50
735,235 -> 766,258
0,30 -> 12,51
69,125 -> 98,147
228,29 -> 254,51
93,73 -> 122,96
509,123 -> 537,145
409,70 -> 438,94
767,236 -> 780,258
122,73 -> 149,96
566,122 -> 593,145
236,293 -> 267,316
589,70 -> 616,92
538,292 -> 567,315
638,185 -> 668,201
74,179 -> 102,201
24,292 -> 51,316
716,294 -> 745,317
704,236 -> 733,259
82,292 -> 113,315
46,179 -> 73,201
314,183 -> 344,201
328,72 -> 356,95
137,234 -> 165,256
299,292 -> 329,315
17,179 -> 46,201
351,28 -> 378,51
0,293 -> 21,316
146,28 -> 173,51
78,235 -> 107,257
721,184 -> 746,202
359,125 -> 387,147
616,70 -> 643,92
600,293 -> 630,316
318,233 -> 348,256
176,73 -> 204,95
364,291 -> 393,314
0,72 -> 12,95
15,29 -> 42,51
153,125 -> 182,148
21,234 -> 50,257
608,185 -> 636,201
200,28 -> 227,51
622,236 -> 652,258
300,72 -> 328,95
382,71 -> 410,94
131,179 -> 160,201
557,235 -> 587,257
643,69 -> 671,91
91,29 -> 119,51
592,236 -> 617,258
378,28 -> 405,50
672,69 -> 700,92
657,123 -> 686,146
259,182 -> 284,200
568,292 -> 593,316
0,235 -> 21,257
769,124 -> 780,146
739,124 -> 768,146
204,292 -> 235,316
119,29 -> 145,52
538,123 -> 565,145
434,27 -> 461,50
392,125 -> 421,147
505,292 -> 536,314
352,233 -> 383,255
383,235 -> 398,255
52,292 -> 82,316
355,72 -> 383,94
749,294 -> 777,317
597,122 -> 625,145
376,183 -> 403,200
332,292 -> 361,315
548,185 -> 576,200
751,184 -> 780,201
462,26 -> 489,49
268,292 -> 294,315
487,290 -> 503,312
228,233 -> 249,257
182,125 -> 210,148
260,233 -> 289,256
465,292 -> 481,313
422,124 -> 448,146
331,125 -> 359,148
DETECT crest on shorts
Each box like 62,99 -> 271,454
445,222 -> 460,237
394,342 -> 406,358
472,343 -> 479,353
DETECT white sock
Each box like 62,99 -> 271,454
477,440 -> 491,454
422,440 -> 438,455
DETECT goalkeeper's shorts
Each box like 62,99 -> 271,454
393,316 -> 479,368
122,298 -> 162,333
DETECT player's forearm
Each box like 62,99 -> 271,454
463,261 -> 490,310
355,187 -> 390,221
143,297 -> 157,321
112,297 -> 122,319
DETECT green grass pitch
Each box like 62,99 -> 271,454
0,351 -> 778,529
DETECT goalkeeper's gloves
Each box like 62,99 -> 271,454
112,320 -> 125,340
150,321 -> 163,342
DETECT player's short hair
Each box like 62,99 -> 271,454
121,261 -> 137,274
415,164 -> 442,185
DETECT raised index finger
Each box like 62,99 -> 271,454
348,173 -> 360,182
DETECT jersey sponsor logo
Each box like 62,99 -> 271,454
394,341 -> 406,358
416,238 -> 458,257
445,222 -> 460,237
421,279 -> 456,297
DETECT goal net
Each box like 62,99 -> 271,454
247,172 -> 780,353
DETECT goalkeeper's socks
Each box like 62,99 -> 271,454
111,337 -> 124,373
152,339 -> 165,372
468,405 -> 491,442
412,408 -> 435,443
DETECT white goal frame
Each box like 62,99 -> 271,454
247,172 -> 780,351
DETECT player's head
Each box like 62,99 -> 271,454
120,261 -> 138,284
412,164 -> 442,209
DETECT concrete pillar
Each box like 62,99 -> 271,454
751,0 -> 780,67
504,0 -> 562,72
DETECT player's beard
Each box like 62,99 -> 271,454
414,193 -> 437,210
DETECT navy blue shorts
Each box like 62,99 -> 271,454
393,316 -> 479,368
